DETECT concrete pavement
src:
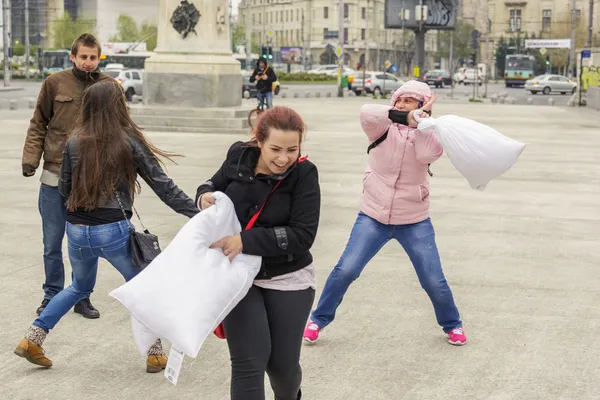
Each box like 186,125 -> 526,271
0,80 -> 575,108
1,99 -> 599,399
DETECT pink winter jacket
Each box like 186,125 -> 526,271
359,104 -> 443,225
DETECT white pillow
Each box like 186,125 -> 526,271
418,115 -> 526,190
110,192 -> 262,358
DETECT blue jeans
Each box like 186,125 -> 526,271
33,220 -> 138,332
39,184 -> 79,300
310,213 -> 462,333
257,91 -> 273,108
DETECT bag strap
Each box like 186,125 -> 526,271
114,190 -> 145,232
367,129 -> 389,154
245,180 -> 282,230
244,156 -> 308,231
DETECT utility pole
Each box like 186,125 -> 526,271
245,20 -> 252,71
375,1 -> 380,70
301,9 -> 306,70
483,0 -> 490,97
2,0 -> 10,87
25,0 -> 29,79
415,0 -> 426,78
568,0 -> 576,78
337,0 -> 344,97
401,0 -> 406,75
586,0 -> 594,48
449,31 -> 454,99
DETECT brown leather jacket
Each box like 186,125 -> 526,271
22,68 -> 113,175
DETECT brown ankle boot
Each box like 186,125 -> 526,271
146,354 -> 167,373
14,338 -> 52,368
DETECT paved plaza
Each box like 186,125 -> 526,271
1,98 -> 599,399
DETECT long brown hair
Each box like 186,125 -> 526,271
67,80 -> 179,211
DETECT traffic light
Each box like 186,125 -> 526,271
471,30 -> 480,50
545,56 -> 550,65
261,46 -> 268,59
267,46 -> 273,60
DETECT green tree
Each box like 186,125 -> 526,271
109,14 -> 157,51
495,36 -> 510,76
231,24 -> 245,52
546,12 -> 587,74
436,20 -> 476,67
231,25 -> 260,53
109,14 -> 139,42
140,22 -> 157,51
13,43 -> 26,56
50,12 -> 96,49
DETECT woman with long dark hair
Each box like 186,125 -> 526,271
14,80 -> 198,372
196,106 -> 320,400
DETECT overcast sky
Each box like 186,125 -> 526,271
232,0 -> 240,14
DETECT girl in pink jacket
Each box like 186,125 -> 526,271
303,80 -> 467,346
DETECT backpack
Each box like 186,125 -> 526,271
367,129 -> 433,177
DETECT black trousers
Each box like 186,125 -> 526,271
223,284 -> 315,400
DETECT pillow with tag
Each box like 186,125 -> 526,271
110,192 -> 262,358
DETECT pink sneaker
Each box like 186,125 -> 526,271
303,321 -> 321,344
448,328 -> 467,346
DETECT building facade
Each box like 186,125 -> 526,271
460,0 -> 599,71
237,0 -> 438,73
8,0 -> 159,49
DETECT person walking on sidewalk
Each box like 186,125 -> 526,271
196,106 -> 320,400
303,80 -> 468,346
21,33 -> 112,319
14,80 -> 199,372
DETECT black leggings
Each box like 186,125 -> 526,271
223,285 -> 315,400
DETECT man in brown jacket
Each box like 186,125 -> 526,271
22,33 -> 113,318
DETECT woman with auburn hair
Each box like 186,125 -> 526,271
196,106 -> 321,400
14,80 -> 198,372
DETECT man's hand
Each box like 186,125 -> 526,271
22,164 -> 36,177
210,234 -> 243,261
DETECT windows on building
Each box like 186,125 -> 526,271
542,10 -> 551,32
509,9 -> 522,32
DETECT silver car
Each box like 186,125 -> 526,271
524,74 -> 577,95
352,71 -> 403,96
106,69 -> 144,101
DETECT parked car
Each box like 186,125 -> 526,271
308,64 -> 340,74
105,63 -> 125,71
423,69 -> 452,88
352,71 -> 404,96
453,68 -> 482,85
524,74 -> 577,95
105,69 -> 143,101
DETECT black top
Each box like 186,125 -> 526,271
67,208 -> 132,226
59,135 -> 198,219
196,142 -> 321,279
249,61 -> 277,94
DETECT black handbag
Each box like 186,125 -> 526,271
115,191 -> 161,269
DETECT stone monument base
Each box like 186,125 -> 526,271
129,104 -> 253,134
143,53 -> 242,108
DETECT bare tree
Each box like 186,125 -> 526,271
547,11 -> 587,73
400,31 -> 416,76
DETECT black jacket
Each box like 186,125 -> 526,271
59,136 -> 198,218
249,60 -> 277,94
196,142 -> 321,279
